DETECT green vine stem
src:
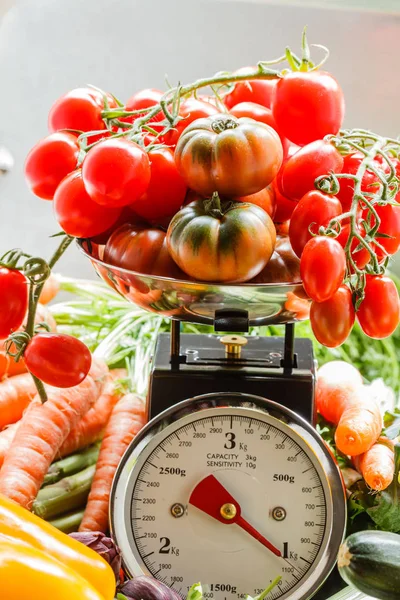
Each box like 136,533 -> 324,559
5,234 -> 73,403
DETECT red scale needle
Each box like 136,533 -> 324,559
189,474 -> 282,557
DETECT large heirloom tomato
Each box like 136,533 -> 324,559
166,196 -> 276,283
104,223 -> 184,279
174,113 -> 283,197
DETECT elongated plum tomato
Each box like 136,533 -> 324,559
229,101 -> 289,154
223,68 -> 277,109
0,268 -> 28,340
310,285 -> 355,348
300,236 -> 346,302
289,190 -> 342,258
132,147 -> 187,221
24,133 -> 80,200
280,140 -> 344,201
53,170 -> 122,237
162,98 -> 219,147
166,196 -> 276,283
271,71 -> 345,146
367,204 -> 400,257
121,88 -> 164,130
336,223 -> 370,269
175,113 -> 283,197
357,275 -> 400,339
48,87 -> 116,139
82,138 -> 151,207
337,152 -> 385,212
104,223 -> 184,279
24,333 -> 92,388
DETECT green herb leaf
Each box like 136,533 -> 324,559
383,408 -> 400,439
187,583 -> 203,600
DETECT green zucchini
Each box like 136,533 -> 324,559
338,530 -> 400,599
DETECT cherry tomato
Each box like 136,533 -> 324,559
122,88 -> 164,130
271,70 -> 345,146
273,181 -> 297,222
82,138 -> 151,207
289,190 -> 342,257
235,184 -> 276,219
369,204 -> 400,257
54,170 -> 122,238
24,333 -> 92,388
280,140 -> 344,201
229,102 -> 289,154
48,87 -> 116,141
300,236 -> 346,302
336,223 -> 371,269
24,133 -> 80,200
357,275 -> 400,339
132,147 -> 187,220
0,268 -> 28,340
310,285 -> 355,348
223,69 -> 277,109
337,152 -> 380,212
162,98 -> 219,147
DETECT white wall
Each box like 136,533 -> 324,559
1,0 -> 400,277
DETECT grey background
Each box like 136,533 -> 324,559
1,0 -> 400,278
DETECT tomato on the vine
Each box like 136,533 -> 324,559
132,146 -> 187,221
162,98 -> 219,147
369,204 -> 400,257
0,268 -> 28,340
310,285 -> 355,347
54,170 -> 122,238
336,223 -> 371,269
280,140 -> 344,201
24,333 -> 92,388
82,138 -> 151,207
175,113 -> 283,197
337,152 -> 380,212
289,190 -> 342,257
300,236 -> 346,302
271,70 -> 345,146
229,102 -> 288,154
122,88 -> 164,130
48,87 -> 116,142
357,275 -> 400,338
223,69 -> 277,109
24,133 -> 80,200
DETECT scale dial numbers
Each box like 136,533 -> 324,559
112,405 -> 343,600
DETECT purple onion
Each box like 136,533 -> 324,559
69,531 -> 121,582
121,575 -> 182,600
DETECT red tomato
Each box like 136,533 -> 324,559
337,152 -> 380,212
132,147 -> 187,221
235,185 -> 276,219
162,98 -> 219,147
300,236 -> 346,302
82,138 -> 151,207
223,68 -> 277,109
229,102 -> 289,154
24,133 -> 80,200
280,140 -> 344,201
336,223 -> 370,269
310,285 -> 355,348
48,87 -> 116,141
271,71 -> 345,146
122,88 -> 164,130
357,275 -> 400,339
369,204 -> 400,257
54,170 -> 122,238
289,191 -> 342,257
88,206 -> 146,244
0,268 -> 28,340
24,333 -> 92,388
273,181 -> 297,222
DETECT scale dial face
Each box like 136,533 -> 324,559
111,394 -> 346,600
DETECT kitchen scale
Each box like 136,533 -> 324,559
80,240 -> 347,600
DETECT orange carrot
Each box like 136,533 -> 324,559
39,273 -> 60,305
58,370 -> 127,458
0,423 -> 19,468
0,374 -> 38,430
316,361 -> 363,424
335,400 -> 382,456
353,439 -> 395,491
0,358 -> 108,509
79,393 -> 146,533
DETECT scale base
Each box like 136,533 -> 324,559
147,333 -> 316,424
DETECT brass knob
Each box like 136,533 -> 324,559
220,335 -> 247,358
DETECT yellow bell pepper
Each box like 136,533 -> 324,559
0,494 -> 115,600
0,534 -> 105,600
